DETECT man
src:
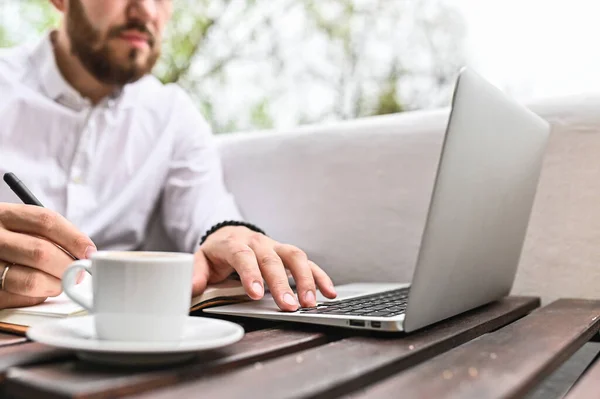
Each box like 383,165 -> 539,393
0,0 -> 337,311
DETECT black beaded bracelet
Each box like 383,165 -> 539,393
199,220 -> 267,246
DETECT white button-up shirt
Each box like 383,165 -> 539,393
0,33 -> 242,252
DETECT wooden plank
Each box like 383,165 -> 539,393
0,332 -> 26,348
126,296 -> 539,399
563,350 -> 600,399
5,327 -> 329,399
525,342 -> 600,399
0,343 -> 71,383
353,298 -> 600,399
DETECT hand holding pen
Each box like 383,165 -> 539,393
0,173 -> 96,310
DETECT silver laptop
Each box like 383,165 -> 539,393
205,67 -> 551,332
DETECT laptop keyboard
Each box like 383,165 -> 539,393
298,287 -> 409,318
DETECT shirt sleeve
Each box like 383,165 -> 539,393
161,87 -> 244,253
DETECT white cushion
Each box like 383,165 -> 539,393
217,111 -> 448,285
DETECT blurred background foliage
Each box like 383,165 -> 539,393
0,0 -> 466,133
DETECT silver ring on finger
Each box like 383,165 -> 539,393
0,262 -> 13,291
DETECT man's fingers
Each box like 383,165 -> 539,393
0,290 -> 47,310
224,243 -> 264,300
0,204 -> 96,260
276,244 -> 317,308
309,261 -> 337,299
250,239 -> 298,311
1,264 -> 62,298
191,250 -> 210,296
0,230 -> 77,279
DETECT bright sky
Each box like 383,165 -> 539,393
453,0 -> 600,101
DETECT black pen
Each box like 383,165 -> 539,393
3,172 -> 80,261
3,173 -> 43,206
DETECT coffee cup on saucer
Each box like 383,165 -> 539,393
62,251 -> 194,342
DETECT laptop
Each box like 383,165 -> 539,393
205,67 -> 551,332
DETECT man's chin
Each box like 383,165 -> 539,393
107,39 -> 149,59
81,42 -> 158,85
105,57 -> 153,82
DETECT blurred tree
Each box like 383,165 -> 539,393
0,0 -> 466,133
0,0 -> 59,44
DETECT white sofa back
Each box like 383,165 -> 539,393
217,112 -> 446,287
145,93 -> 600,305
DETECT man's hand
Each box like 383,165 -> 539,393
194,226 -> 337,311
0,203 -> 97,310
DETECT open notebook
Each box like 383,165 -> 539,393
0,275 -> 250,335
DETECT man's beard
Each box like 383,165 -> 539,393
66,0 -> 160,86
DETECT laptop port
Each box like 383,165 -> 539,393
349,320 -> 365,327
371,321 -> 381,328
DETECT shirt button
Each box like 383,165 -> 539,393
72,176 -> 83,184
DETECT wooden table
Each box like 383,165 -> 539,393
1,297 -> 600,399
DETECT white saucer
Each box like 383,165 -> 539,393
27,315 -> 244,367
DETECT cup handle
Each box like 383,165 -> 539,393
62,260 -> 93,311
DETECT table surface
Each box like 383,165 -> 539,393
1,296 -> 600,399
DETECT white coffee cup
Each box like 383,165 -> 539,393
62,251 -> 194,342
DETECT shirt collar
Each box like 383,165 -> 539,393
32,31 -> 136,111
